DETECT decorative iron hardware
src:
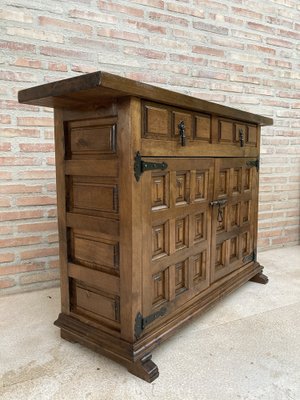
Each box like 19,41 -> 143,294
246,158 -> 260,171
243,249 -> 257,264
210,199 -> 227,207
239,128 -> 245,147
134,151 -> 168,182
135,307 -> 167,338
178,120 -> 186,146
210,199 -> 227,223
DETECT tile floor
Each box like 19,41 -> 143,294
0,246 -> 299,400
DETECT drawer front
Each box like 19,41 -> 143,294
142,101 -> 259,158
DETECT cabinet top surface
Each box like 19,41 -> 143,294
18,70 -> 272,125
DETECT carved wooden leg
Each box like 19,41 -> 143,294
250,272 -> 269,284
127,353 -> 159,382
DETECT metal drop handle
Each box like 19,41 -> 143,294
178,120 -> 186,146
210,199 -> 227,223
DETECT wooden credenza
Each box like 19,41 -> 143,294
19,71 -> 273,382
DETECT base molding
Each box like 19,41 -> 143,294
55,262 -> 265,382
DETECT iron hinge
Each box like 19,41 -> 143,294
134,151 -> 168,182
134,307 -> 167,339
243,249 -> 257,264
246,158 -> 260,171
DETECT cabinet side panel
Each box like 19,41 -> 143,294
54,109 -> 69,313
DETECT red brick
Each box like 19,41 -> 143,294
18,170 -> 56,180
212,37 -> 244,50
0,263 -> 45,276
0,157 -> 41,166
266,37 -> 294,48
149,11 -> 189,27
49,259 -> 59,269
0,236 -> 41,249
247,44 -> 276,55
247,22 -> 275,33
0,198 -> 11,207
97,28 -> 146,43
0,226 -> 13,235
192,46 -> 224,57
0,210 -> 43,222
0,115 -> 11,124
40,46 -> 92,60
231,29 -> 262,42
167,3 -> 204,18
11,57 -> 42,69
18,221 -> 58,233
0,40 -> 35,52
0,172 -> 12,180
0,71 -> 36,82
0,143 -> 11,151
39,16 -> 92,35
69,9 -> 117,24
231,7 -> 263,20
16,196 -> 57,207
170,53 -> 208,66
20,270 -> 60,285
0,185 -> 42,194
20,247 -> 59,260
48,62 -> 68,72
17,117 -> 53,127
19,143 -> 54,152
47,233 -> 58,243
0,278 -> 16,289
127,19 -> 166,34
124,46 -> 167,60
0,253 -> 15,263
0,100 -> 37,111
98,1 -> 144,17
193,21 -> 228,35
192,70 -> 228,80
131,0 -> 164,8
210,60 -> 244,72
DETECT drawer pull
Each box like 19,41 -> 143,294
239,128 -> 245,147
210,199 -> 227,223
178,120 -> 186,146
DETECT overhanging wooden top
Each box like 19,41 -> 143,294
18,71 -> 273,126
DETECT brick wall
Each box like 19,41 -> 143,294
0,0 -> 299,295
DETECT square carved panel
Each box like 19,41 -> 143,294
175,260 -> 188,296
241,231 -> 250,256
244,168 -> 251,191
232,168 -> 242,194
218,169 -> 229,197
151,173 -> 169,210
152,270 -> 168,307
176,172 -> 190,205
152,222 -> 168,259
242,201 -> 251,224
230,203 -> 240,228
215,241 -> 226,271
175,217 -> 188,250
229,236 -> 239,262
194,212 -> 206,242
195,171 -> 207,201
193,251 -> 206,285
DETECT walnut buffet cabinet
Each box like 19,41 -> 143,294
19,71 -> 273,382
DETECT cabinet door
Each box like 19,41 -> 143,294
210,158 -> 258,282
141,158 -> 214,319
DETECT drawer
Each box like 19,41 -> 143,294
143,101 -> 211,142
142,101 -> 259,158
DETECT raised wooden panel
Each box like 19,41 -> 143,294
70,177 -> 118,216
70,230 -> 119,273
242,200 -> 251,224
144,104 -> 170,137
218,169 -> 229,197
151,172 -> 169,210
67,120 -> 117,159
229,236 -> 239,263
232,168 -> 242,194
241,231 -> 250,256
215,241 -> 226,271
175,217 -> 188,250
152,222 -> 168,259
194,212 -> 206,242
176,172 -> 190,205
152,270 -> 168,307
192,251 -> 206,285
172,111 -> 192,138
175,260 -> 188,296
195,114 -> 211,141
218,120 -> 233,143
247,125 -> 257,146
71,281 -> 120,323
195,171 -> 207,201
230,203 -> 240,229
244,168 -> 251,191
